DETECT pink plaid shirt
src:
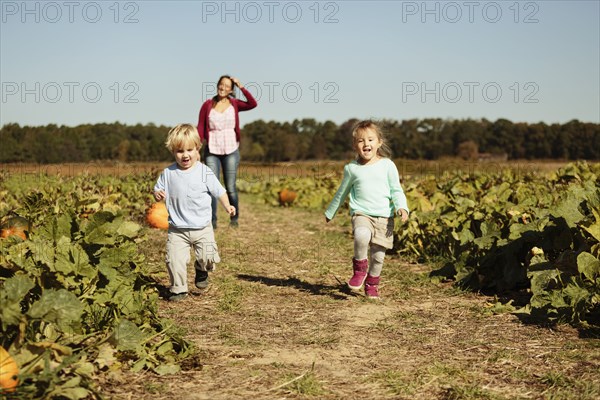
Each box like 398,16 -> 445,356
207,106 -> 238,155
197,87 -> 258,145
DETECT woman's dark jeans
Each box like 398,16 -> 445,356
203,148 -> 240,227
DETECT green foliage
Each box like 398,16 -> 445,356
0,176 -> 191,399
0,170 -> 157,223
396,161 -> 600,325
0,122 -> 171,163
2,117 -> 599,163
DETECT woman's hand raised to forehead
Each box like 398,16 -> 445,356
231,77 -> 243,89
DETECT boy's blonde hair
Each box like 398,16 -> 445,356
165,123 -> 201,153
352,120 -> 392,158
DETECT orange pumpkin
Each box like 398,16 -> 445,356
278,189 -> 297,206
0,216 -> 30,240
146,202 -> 169,229
0,346 -> 18,393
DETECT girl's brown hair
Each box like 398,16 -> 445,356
352,120 -> 392,158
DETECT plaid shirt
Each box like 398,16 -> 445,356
207,106 -> 238,155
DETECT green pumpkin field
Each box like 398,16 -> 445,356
0,160 -> 598,399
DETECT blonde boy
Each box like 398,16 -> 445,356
154,123 -> 235,301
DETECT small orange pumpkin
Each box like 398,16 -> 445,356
0,346 -> 19,393
146,202 -> 169,229
0,216 -> 31,240
278,189 -> 297,206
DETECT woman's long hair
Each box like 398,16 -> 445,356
211,75 -> 237,103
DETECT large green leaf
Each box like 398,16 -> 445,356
2,274 -> 35,301
27,289 -> 84,333
494,181 -> 513,203
33,236 -> 70,268
38,213 -> 74,243
562,282 -> 591,308
116,220 -> 141,238
54,242 -> 95,279
110,319 -> 146,353
153,363 -> 181,375
551,193 -> 585,228
83,211 -> 120,245
96,243 -> 140,271
452,228 -> 475,245
0,274 -> 35,327
577,252 -> 600,282
1,240 -> 35,272
583,221 -> 600,243
474,221 -> 502,250
406,188 -> 434,212
83,211 -> 140,241
528,269 -> 560,296
47,376 -> 92,400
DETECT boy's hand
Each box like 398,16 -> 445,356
154,190 -> 166,201
397,209 -> 409,222
218,194 -> 235,216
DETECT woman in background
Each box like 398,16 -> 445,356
197,75 -> 257,228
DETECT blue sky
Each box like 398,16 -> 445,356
1,0 -> 599,127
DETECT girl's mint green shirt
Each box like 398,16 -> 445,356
325,158 -> 409,220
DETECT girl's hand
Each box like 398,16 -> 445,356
397,209 -> 409,222
154,190 -> 166,201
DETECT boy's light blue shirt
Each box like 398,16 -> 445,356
325,158 -> 409,220
154,161 -> 226,229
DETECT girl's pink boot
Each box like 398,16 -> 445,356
348,258 -> 368,290
364,275 -> 380,299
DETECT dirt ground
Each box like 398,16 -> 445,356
100,193 -> 599,400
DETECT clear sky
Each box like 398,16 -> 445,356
1,0 -> 599,127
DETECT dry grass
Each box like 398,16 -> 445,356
98,192 -> 599,399
0,158 -> 579,179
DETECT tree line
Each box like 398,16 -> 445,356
1,118 -> 598,163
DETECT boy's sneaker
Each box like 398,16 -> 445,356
195,269 -> 209,289
167,292 -> 188,302
229,220 -> 239,228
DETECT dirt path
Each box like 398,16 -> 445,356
105,194 -> 600,399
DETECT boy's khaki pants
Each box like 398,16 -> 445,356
166,225 -> 221,294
